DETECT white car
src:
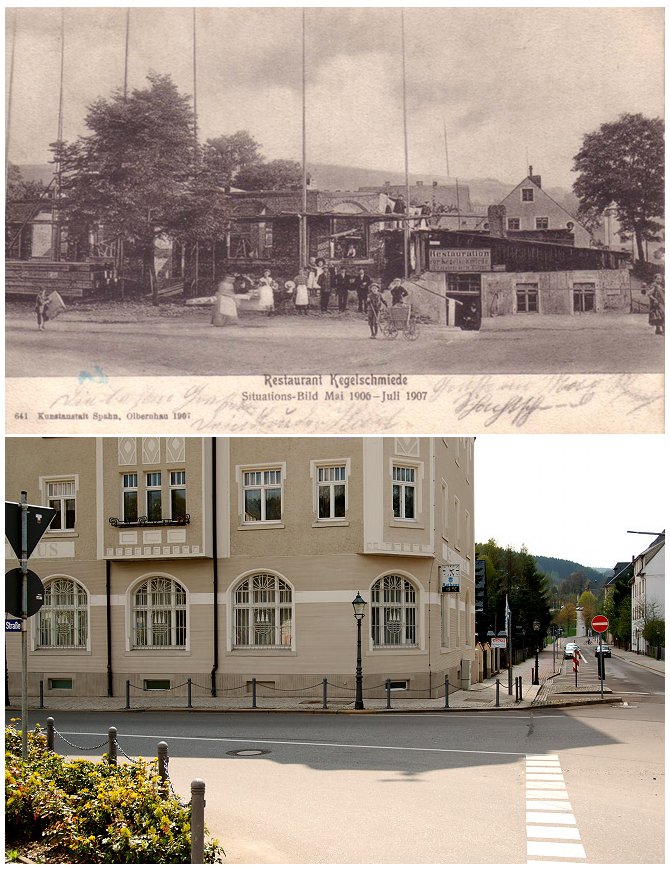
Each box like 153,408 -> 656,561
564,642 -> 579,660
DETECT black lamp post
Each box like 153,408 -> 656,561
532,620 -> 541,685
352,592 -> 367,710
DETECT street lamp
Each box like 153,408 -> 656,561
352,592 -> 367,710
532,620 -> 541,685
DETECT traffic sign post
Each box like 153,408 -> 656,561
572,649 -> 582,687
591,615 -> 609,699
5,494 -> 55,758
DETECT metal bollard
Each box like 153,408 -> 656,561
157,741 -> 168,794
108,726 -> 118,766
444,676 -> 449,709
190,779 -> 206,865
187,678 -> 192,709
518,676 -> 523,701
322,678 -> 328,710
46,716 -> 55,752
39,680 -> 44,709
251,678 -> 257,709
125,680 -> 131,710
386,679 -> 392,709
495,679 -> 500,707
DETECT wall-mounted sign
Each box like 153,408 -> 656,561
429,248 -> 491,272
439,564 -> 460,593
490,637 -> 507,649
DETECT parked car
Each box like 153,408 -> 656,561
594,644 -> 611,657
564,642 -> 579,659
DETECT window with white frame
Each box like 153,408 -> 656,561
132,577 -> 186,648
507,217 -> 520,230
242,469 -> 282,522
170,470 -> 186,519
146,472 -> 162,521
233,573 -> 292,648
317,464 -> 347,519
39,578 -> 88,648
392,465 -> 416,520
47,480 -> 76,530
521,187 -> 534,202
454,495 -> 461,550
516,283 -> 539,313
535,217 -> 549,229
122,473 -> 138,523
371,574 -> 417,647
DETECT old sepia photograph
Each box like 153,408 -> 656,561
4,6 -> 665,432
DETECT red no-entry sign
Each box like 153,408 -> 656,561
591,615 -> 609,633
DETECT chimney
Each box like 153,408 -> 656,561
487,204 -> 506,238
529,165 -> 542,188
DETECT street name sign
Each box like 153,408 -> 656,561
591,615 -> 609,633
5,617 -> 22,632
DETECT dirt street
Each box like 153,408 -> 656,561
5,299 -> 664,378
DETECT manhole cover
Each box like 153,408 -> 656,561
226,749 -> 270,757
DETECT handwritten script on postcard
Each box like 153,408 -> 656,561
7,373 -> 664,434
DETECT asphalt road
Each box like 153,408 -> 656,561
11,660 -> 664,864
5,308 -> 664,377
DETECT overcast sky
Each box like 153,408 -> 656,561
6,5 -> 664,188
474,435 -> 667,569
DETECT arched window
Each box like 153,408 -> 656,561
39,578 -> 88,648
233,573 -> 292,648
371,574 -> 417,648
132,577 -> 187,648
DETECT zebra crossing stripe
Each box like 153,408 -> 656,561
525,755 -> 586,863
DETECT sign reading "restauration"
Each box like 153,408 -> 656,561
429,248 -> 491,272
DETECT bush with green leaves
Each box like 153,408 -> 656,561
5,720 -> 224,864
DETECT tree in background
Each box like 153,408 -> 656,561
602,564 -> 632,649
204,131 -> 301,191
53,73 -> 229,302
578,590 -> 598,633
573,113 -> 664,263
556,602 -> 577,637
6,163 -> 46,202
558,571 -> 589,602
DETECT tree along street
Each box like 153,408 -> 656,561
11,661 -> 663,864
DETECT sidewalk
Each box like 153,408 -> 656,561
9,645 -> 638,717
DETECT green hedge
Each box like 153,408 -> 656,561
5,720 -> 224,864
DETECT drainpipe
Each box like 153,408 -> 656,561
106,560 -> 113,697
210,437 -> 219,696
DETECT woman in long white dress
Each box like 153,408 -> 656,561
258,269 -> 277,316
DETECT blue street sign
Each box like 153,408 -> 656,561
5,617 -> 22,632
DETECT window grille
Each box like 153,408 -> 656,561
371,575 -> 417,648
133,577 -> 187,648
39,578 -> 88,648
234,574 -> 292,648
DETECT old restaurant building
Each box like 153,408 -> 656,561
383,204 -> 631,328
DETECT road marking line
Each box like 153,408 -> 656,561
526,813 -> 576,825
527,754 -> 559,760
527,826 -> 581,840
527,842 -> 586,859
526,801 -> 572,812
526,755 -> 586,863
57,730 -> 526,757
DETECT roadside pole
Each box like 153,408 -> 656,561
599,636 -> 604,699
20,491 -> 28,759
